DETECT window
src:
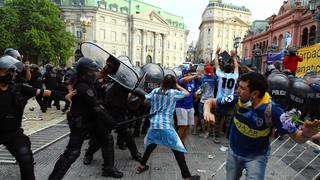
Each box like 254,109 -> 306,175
174,42 -> 176,50
111,19 -> 116,25
136,35 -> 141,44
121,33 -> 127,43
111,50 -> 116,55
111,31 -> 116,41
110,3 -> 118,12
121,20 -> 126,26
100,16 -> 105,22
121,51 -> 127,56
180,43 -> 183,50
136,61 -> 140,67
99,29 -> 106,40
76,30 -> 82,39
98,1 -> 106,9
167,41 -> 170,49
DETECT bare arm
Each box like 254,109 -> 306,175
214,48 -> 221,70
176,83 -> 190,97
24,62 -> 31,81
203,98 -> 217,123
288,119 -> 320,144
230,50 -> 239,72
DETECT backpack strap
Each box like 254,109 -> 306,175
264,100 -> 273,128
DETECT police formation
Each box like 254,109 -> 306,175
0,48 -> 73,180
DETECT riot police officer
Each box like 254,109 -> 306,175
48,57 -> 123,180
29,64 -> 46,112
0,55 -> 71,180
4,48 -> 31,83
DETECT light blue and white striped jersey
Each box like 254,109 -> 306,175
145,88 -> 186,129
216,69 -> 239,99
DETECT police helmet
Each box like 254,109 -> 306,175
76,57 -> 100,74
4,48 -> 22,60
141,63 -> 164,93
0,55 -> 18,71
45,64 -> 54,72
267,72 -> 289,109
288,78 -> 312,117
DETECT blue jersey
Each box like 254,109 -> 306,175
216,69 -> 239,99
145,88 -> 186,129
199,75 -> 218,103
176,78 -> 196,109
217,93 -> 292,157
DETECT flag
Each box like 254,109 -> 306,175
267,52 -> 284,64
284,32 -> 292,49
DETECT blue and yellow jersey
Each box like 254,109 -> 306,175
217,93 -> 291,157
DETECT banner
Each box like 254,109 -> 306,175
297,43 -> 320,77
267,52 -> 284,64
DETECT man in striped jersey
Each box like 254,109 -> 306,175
213,48 -> 239,144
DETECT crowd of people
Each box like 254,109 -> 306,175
0,44 -> 319,180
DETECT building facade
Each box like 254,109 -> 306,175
196,0 -> 251,62
242,1 -> 316,72
53,0 -> 189,68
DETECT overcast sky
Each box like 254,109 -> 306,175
144,0 -> 285,43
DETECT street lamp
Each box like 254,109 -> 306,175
233,37 -> 241,56
80,16 -> 91,41
253,47 -> 262,71
309,0 -> 320,43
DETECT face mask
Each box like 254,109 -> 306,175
0,73 -> 13,84
242,100 -> 252,107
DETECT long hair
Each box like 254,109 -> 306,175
161,74 -> 177,90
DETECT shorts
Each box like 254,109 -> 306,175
175,108 -> 195,126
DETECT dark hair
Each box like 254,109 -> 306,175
239,72 -> 268,98
161,74 -> 177,90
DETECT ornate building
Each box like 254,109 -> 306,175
241,0 -> 316,72
52,0 -> 189,67
196,0 -> 251,62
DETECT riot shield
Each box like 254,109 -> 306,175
80,42 -> 140,91
173,67 -> 183,79
141,63 -> 164,93
288,77 -> 311,117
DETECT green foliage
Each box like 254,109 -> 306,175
0,0 -> 75,65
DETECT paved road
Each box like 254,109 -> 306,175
0,99 -> 319,180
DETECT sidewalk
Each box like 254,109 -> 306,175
22,98 -> 67,135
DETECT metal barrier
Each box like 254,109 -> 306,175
208,136 -> 320,180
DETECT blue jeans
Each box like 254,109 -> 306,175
226,149 -> 269,180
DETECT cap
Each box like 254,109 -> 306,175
204,65 -> 213,75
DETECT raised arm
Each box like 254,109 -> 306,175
214,48 -> 221,70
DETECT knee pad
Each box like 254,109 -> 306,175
63,149 -> 81,163
16,147 -> 34,164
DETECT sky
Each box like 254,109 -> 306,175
144,0 -> 286,43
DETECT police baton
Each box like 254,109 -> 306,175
116,113 -> 156,126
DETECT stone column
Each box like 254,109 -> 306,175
161,34 -> 165,66
141,29 -> 147,65
153,32 -> 159,64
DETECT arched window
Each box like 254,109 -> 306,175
309,25 -> 316,45
121,33 -> 127,43
301,28 -> 309,46
273,36 -> 277,46
110,3 -> 118,12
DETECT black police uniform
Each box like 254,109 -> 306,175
48,58 -> 121,180
84,79 -> 142,163
42,66 -> 59,109
29,68 -> 46,112
0,83 -> 37,180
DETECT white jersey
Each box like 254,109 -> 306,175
216,69 -> 239,99
145,88 -> 186,129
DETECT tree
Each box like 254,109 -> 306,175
1,0 -> 75,65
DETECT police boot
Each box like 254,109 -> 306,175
83,152 -> 93,165
102,167 -> 123,178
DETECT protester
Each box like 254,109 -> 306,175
136,74 -> 200,180
204,71 -> 320,180
283,47 -> 303,75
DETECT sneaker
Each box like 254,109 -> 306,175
102,167 -> 123,178
213,137 -> 221,144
